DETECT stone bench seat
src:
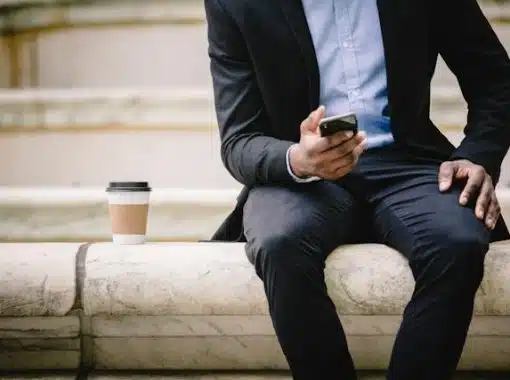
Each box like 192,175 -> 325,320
1,242 -> 509,372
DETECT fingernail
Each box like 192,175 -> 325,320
346,131 -> 354,138
439,182 -> 447,191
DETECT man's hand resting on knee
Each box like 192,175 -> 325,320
438,160 -> 501,230
289,106 -> 368,180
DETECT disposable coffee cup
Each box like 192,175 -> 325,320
106,182 -> 151,245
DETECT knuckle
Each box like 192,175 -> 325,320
335,145 -> 348,156
479,196 -> 489,205
332,134 -> 345,143
474,166 -> 485,175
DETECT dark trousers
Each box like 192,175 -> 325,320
243,145 -> 491,380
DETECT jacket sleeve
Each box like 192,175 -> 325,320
435,0 -> 510,182
205,0 -> 295,187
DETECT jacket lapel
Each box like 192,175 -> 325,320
278,0 -> 320,109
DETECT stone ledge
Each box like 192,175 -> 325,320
0,243 -> 81,370
0,88 -> 215,131
0,187 -> 239,242
0,241 -> 509,371
0,317 -> 81,370
83,242 -> 510,317
3,187 -> 510,242
0,87 -> 465,132
0,243 -> 80,316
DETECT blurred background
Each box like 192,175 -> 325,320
1,0 -> 510,241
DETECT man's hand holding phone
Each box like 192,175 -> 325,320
289,106 -> 367,180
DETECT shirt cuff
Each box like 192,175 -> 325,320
286,145 -> 321,183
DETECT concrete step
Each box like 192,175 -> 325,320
0,187 -> 239,241
2,187 -> 510,242
0,88 -> 510,189
0,88 -> 240,188
0,86 -> 464,131
1,0 -> 509,89
0,87 -> 481,188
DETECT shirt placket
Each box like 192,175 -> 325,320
334,2 -> 365,113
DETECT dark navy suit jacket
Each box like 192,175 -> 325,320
205,0 -> 510,242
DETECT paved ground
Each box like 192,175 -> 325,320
1,372 -> 510,379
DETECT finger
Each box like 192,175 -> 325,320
311,130 -> 355,154
314,137 -> 366,179
438,161 -> 456,192
329,139 -> 366,173
314,130 -> 364,155
474,176 -> 493,219
322,155 -> 357,179
485,196 -> 501,230
326,130 -> 366,150
301,106 -> 325,134
312,105 -> 326,128
459,169 -> 485,206
321,134 -> 365,160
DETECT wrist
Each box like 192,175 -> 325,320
289,144 -> 310,178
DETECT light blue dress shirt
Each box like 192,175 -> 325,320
287,0 -> 395,181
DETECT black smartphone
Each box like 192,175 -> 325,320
319,113 -> 358,137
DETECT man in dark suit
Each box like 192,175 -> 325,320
205,0 -> 510,379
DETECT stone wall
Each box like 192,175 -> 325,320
0,36 -> 10,87
0,0 -> 506,90
1,241 -> 509,372
0,0 -> 209,88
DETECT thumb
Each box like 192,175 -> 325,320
438,161 -> 456,192
301,106 -> 325,134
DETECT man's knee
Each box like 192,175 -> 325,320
414,226 -> 489,292
245,226 -> 323,281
